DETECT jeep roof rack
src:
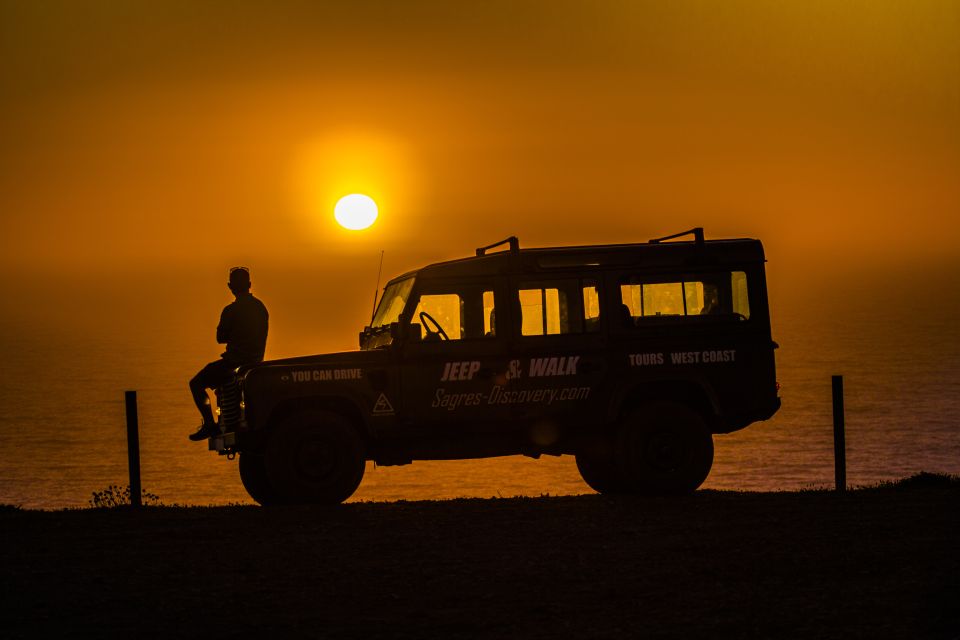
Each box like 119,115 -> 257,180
476,236 -> 520,256
649,227 -> 705,245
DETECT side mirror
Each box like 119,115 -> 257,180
406,323 -> 422,342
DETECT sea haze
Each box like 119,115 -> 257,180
0,266 -> 957,508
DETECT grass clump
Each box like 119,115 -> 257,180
89,485 -> 162,508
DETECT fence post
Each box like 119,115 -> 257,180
831,375 -> 846,492
124,390 -> 142,508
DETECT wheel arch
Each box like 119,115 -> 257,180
265,395 -> 371,444
611,379 -> 718,428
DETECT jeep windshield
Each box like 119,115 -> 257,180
371,277 -> 415,329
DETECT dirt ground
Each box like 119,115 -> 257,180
2,478 -> 958,639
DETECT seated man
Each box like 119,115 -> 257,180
188,267 -> 269,441
700,284 -> 722,315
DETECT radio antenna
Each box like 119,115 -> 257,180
370,249 -> 385,324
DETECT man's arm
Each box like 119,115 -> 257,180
216,305 -> 232,344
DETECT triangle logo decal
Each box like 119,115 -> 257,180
372,393 -> 395,414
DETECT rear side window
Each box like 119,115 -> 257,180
731,271 -> 750,319
582,280 -> 601,333
619,271 -> 750,326
519,287 -> 568,336
483,290 -> 497,336
516,278 -> 600,336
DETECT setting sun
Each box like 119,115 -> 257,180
334,194 -> 378,230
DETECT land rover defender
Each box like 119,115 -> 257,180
208,228 -> 780,504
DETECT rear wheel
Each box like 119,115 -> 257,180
575,436 -> 626,494
238,452 -> 282,506
616,401 -> 714,495
265,409 -> 366,505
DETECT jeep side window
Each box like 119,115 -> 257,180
518,287 -> 566,335
371,277 -> 415,328
583,281 -> 600,333
731,271 -> 750,319
410,293 -> 464,340
516,280 -> 599,336
619,271 -> 750,323
645,282 -> 687,316
518,280 -> 597,336
620,280 -> 705,318
483,290 -> 496,337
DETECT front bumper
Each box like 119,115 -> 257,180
208,431 -> 237,454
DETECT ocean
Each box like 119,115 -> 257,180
1,269 -> 958,508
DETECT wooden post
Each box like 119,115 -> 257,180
124,390 -> 142,508
831,375 -> 846,492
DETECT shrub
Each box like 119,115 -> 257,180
89,485 -> 162,508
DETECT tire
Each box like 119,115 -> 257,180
575,436 -> 626,494
264,409 -> 366,505
238,452 -> 283,506
615,401 -> 714,495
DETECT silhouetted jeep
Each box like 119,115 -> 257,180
209,228 -> 780,505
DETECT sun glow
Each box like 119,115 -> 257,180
293,132 -> 418,241
335,194 -> 378,230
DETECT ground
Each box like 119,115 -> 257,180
2,477 -> 958,639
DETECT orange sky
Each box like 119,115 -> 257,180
1,1 -> 958,354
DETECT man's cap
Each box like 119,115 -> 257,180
229,266 -> 251,287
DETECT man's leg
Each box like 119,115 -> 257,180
188,360 -> 233,439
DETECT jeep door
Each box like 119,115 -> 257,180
502,275 -> 608,443
398,279 -> 512,434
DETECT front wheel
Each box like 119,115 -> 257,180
265,409 -> 366,505
616,402 -> 714,495
239,452 -> 283,506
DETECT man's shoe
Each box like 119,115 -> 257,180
188,423 -> 219,442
